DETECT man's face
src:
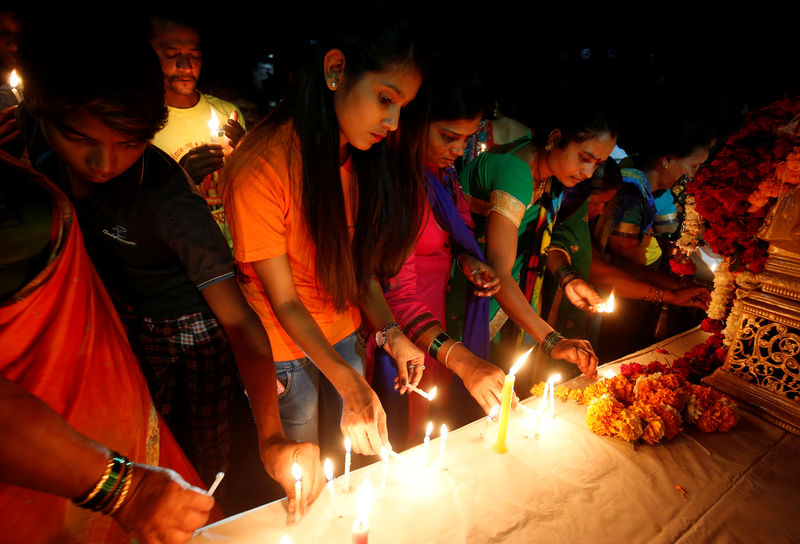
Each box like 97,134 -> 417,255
150,23 -> 201,99
41,110 -> 147,187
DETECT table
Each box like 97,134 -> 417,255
191,327 -> 800,543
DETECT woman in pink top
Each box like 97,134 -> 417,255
368,69 -> 507,447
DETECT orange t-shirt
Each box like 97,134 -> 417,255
219,125 -> 361,361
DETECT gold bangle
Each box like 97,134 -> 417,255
74,455 -> 115,506
107,464 -> 134,516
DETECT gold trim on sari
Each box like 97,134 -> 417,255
489,190 -> 527,228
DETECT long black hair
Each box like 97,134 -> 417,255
232,21 -> 427,311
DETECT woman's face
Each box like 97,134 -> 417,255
665,145 -> 709,183
587,187 -> 618,219
334,62 -> 422,151
426,114 -> 482,168
545,131 -> 617,187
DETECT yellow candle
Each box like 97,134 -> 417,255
492,374 -> 515,453
493,347 -> 533,454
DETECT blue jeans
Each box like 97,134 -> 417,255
275,331 -> 363,451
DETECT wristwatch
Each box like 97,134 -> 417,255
375,322 -> 400,348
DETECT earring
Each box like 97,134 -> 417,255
545,142 -> 553,152
328,72 -> 340,90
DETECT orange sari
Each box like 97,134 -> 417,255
0,153 -> 211,543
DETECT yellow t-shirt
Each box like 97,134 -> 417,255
219,124 -> 361,361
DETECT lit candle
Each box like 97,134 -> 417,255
292,462 -> 302,524
493,347 -> 533,454
352,478 -> 373,544
8,69 -> 22,103
439,424 -> 448,468
280,536 -> 292,544
481,405 -> 500,439
324,458 -> 336,515
595,290 -> 615,313
208,108 -> 223,143
380,447 -> 389,494
344,436 -> 352,492
422,421 -> 433,466
547,373 -> 562,419
406,383 -> 437,401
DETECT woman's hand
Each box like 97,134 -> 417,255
458,254 -> 501,297
385,328 -> 426,392
456,351 -> 508,414
549,338 -> 598,379
339,372 -> 391,455
666,285 -> 711,310
0,105 -> 21,146
224,110 -> 246,148
260,437 -> 325,516
563,278 -> 602,312
113,464 -> 214,544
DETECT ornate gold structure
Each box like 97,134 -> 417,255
704,242 -> 800,435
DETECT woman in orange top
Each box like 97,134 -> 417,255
221,22 -> 427,456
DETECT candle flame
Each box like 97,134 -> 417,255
380,446 -> 388,461
280,536 -> 292,544
425,421 -> 433,437
344,436 -> 351,452
440,424 -> 448,440
606,291 -> 615,312
291,462 -> 301,481
324,458 -> 333,481
208,109 -> 219,132
355,478 -> 374,523
546,373 -> 562,384
427,386 -> 438,401
509,347 -> 534,376
9,69 -> 20,89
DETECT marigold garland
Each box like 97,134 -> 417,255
532,362 -> 737,444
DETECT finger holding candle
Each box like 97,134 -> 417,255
406,382 -> 437,401
551,338 -> 598,378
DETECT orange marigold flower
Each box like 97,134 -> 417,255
530,382 -> 546,398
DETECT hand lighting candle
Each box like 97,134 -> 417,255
344,436 -> 352,492
324,458 -> 337,515
595,290 -> 615,313
8,69 -> 22,103
493,347 -> 533,454
352,478 -> 374,544
422,421 -> 433,466
292,462 -> 302,523
406,383 -> 437,401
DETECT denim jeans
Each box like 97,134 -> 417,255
275,331 -> 363,452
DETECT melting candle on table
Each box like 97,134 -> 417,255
9,69 -> 22,103
493,347 -> 533,454
422,421 -> 433,466
547,374 -> 562,419
324,458 -> 337,515
344,436 -> 352,492
292,462 -> 302,523
439,424 -> 448,468
352,478 -> 373,544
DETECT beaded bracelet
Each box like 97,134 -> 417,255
541,331 -> 565,357
443,340 -> 462,368
428,332 -> 451,360
554,264 -> 578,289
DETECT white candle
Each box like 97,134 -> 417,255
422,421 -> 433,466
380,447 -> 389,494
8,69 -> 21,103
292,462 -> 302,523
324,458 -> 336,516
406,383 -> 437,401
439,424 -> 448,468
206,471 -> 225,496
547,374 -> 562,419
344,436 -> 352,492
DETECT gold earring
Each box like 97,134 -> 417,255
329,73 -> 339,90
